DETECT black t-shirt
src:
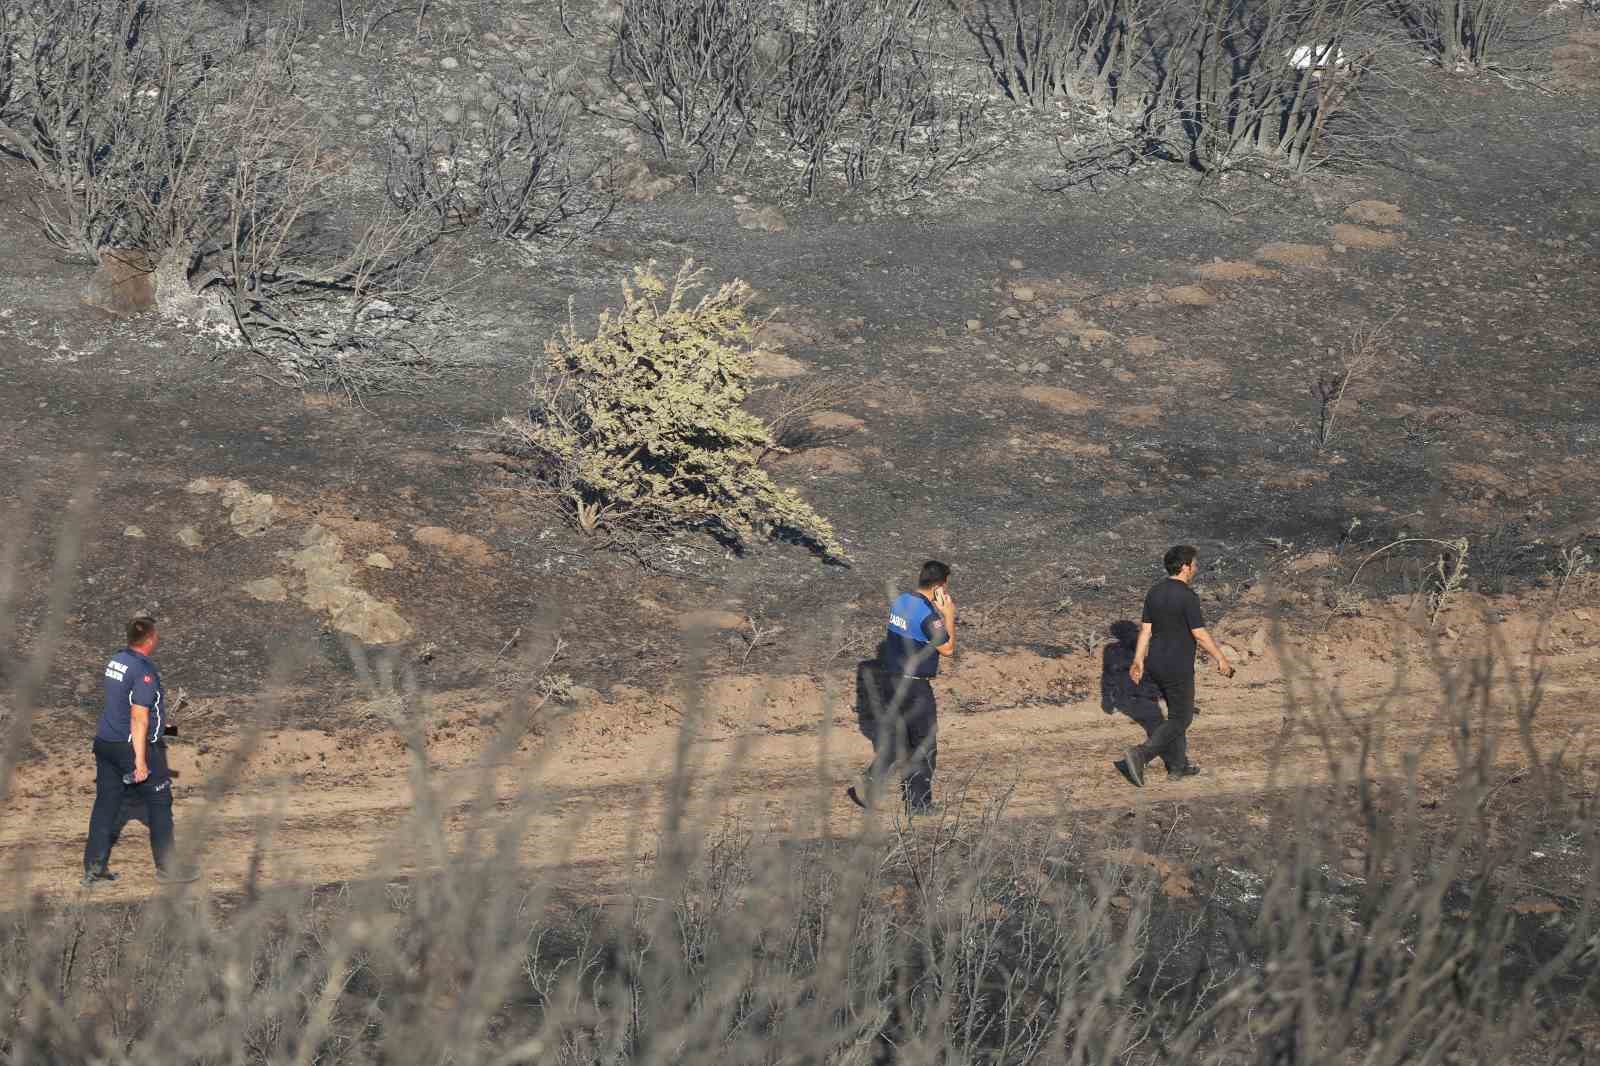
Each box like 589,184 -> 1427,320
1140,578 -> 1205,678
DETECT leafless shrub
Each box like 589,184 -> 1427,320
1387,0 -> 1526,71
1553,543 -> 1592,606
605,0 -> 997,193
387,74 -> 618,244
1165,0 -> 1384,175
0,0 -> 222,258
1314,311 -> 1395,448
606,0 -> 776,183
952,0 -> 1162,113
334,0 -> 411,54
773,0 -> 997,194
0,0 -> 451,396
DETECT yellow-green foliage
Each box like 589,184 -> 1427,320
511,261 -> 846,560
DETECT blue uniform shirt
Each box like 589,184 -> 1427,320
97,648 -> 165,744
881,591 -> 950,679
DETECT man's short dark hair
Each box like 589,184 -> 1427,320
1164,545 -> 1199,576
918,560 -> 951,588
127,616 -> 158,647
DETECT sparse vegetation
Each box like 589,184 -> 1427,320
0,0 -> 452,396
605,0 -> 997,193
1553,543 -> 1591,605
1388,0 -> 1528,72
386,70 -> 619,243
1315,313 -> 1395,449
500,261 -> 847,560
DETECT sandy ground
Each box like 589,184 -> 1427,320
6,593 -> 1595,905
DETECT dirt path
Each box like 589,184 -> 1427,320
5,627 -> 1594,905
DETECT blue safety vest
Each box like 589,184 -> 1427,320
882,592 -> 942,679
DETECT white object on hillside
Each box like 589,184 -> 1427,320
1286,43 -> 1350,79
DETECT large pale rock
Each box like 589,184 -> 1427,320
82,248 -> 156,315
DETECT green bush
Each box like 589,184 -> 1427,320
504,261 -> 847,561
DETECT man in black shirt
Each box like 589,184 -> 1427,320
1115,545 -> 1234,787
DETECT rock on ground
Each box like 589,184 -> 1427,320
1330,224 -> 1401,250
1162,284 -> 1217,307
1254,243 -> 1329,269
242,577 -> 289,603
287,525 -> 413,644
1343,200 -> 1404,226
82,248 -> 157,316
412,526 -> 494,566
1021,385 -> 1101,415
1192,260 -> 1278,282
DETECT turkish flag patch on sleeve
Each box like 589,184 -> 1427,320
143,675 -> 153,684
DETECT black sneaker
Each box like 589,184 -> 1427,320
1113,758 -> 1141,788
80,869 -> 118,888
846,785 -> 868,809
1123,748 -> 1147,787
1168,764 -> 1203,779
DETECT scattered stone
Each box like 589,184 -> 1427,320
1008,258 -> 1025,270
676,609 -> 747,632
807,411 -> 867,432
1049,308 -> 1113,348
412,526 -> 494,566
288,525 -> 413,644
736,205 -> 787,233
1125,335 -> 1166,357
185,478 -> 218,495
227,490 -> 279,538
440,56 -> 460,70
1000,306 -> 1023,320
176,527 -> 203,549
1344,199 -> 1403,226
771,446 -> 863,474
82,248 -> 157,316
1192,260 -> 1278,282
440,104 -> 463,124
124,525 -> 146,539
1254,242 -> 1329,269
365,552 -> 395,570
242,577 -> 289,603
1021,385 -> 1101,416
1011,285 -> 1037,302
965,319 -> 982,332
615,159 -> 676,201
1330,223 -> 1400,250
1162,284 -> 1217,307
753,350 -> 810,379
354,113 -> 376,128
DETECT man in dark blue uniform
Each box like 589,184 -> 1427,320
82,616 -> 195,885
1116,546 -> 1234,788
849,560 -> 957,814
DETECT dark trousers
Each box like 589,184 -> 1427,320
855,661 -> 938,808
84,738 -> 174,875
1133,672 -> 1195,773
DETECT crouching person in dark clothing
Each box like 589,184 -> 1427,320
849,560 -> 956,815
82,616 -> 196,886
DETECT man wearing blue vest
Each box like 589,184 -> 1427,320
82,616 -> 196,885
849,560 -> 956,814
